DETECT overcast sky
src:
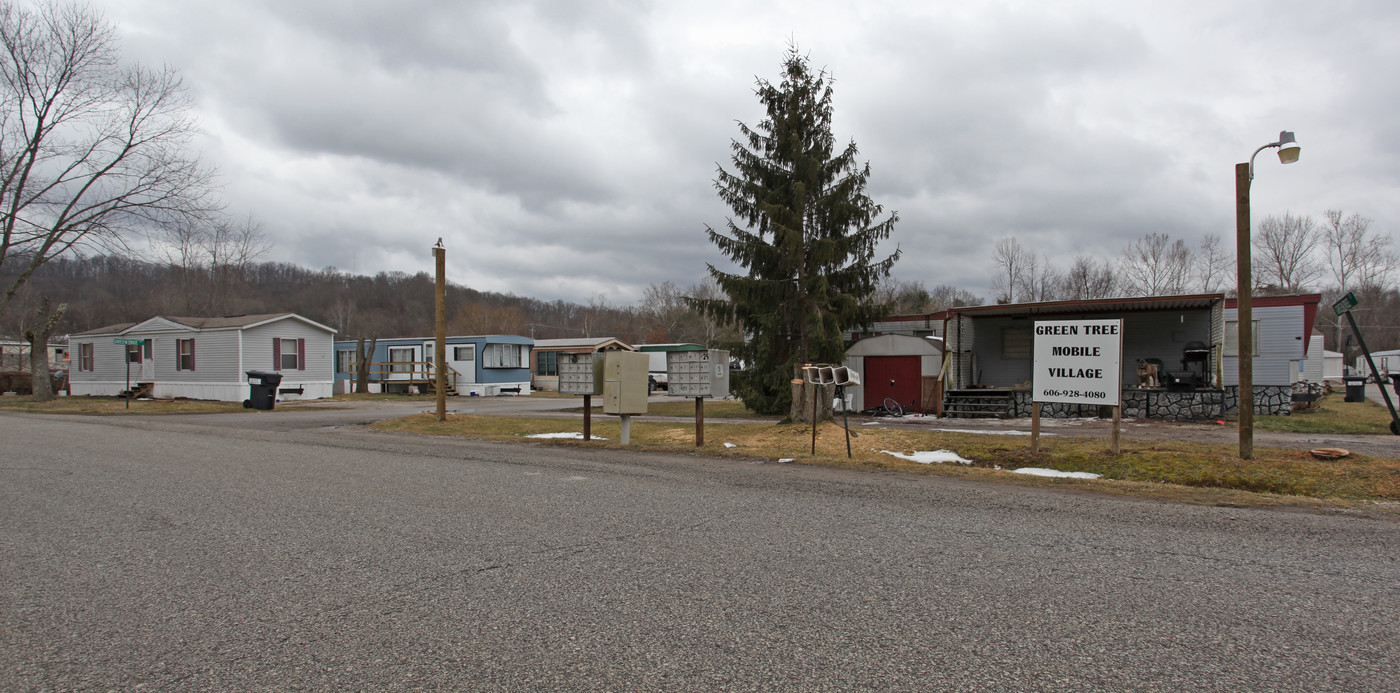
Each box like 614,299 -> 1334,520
94,0 -> 1399,305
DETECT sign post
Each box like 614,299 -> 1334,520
1032,319 -> 1124,453
1333,292 -> 1400,435
113,337 -> 143,409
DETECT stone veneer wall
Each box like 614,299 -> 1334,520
1008,386 -> 1291,421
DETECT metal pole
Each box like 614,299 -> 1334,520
1344,310 -> 1400,433
124,354 -> 130,410
620,414 -> 631,445
433,244 -> 447,422
1235,162 -> 1254,459
695,396 -> 704,447
839,384 -> 851,458
583,394 -> 591,441
811,384 -> 818,455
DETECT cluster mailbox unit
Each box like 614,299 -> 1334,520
666,349 -> 730,399
557,351 -> 650,443
557,353 -> 600,396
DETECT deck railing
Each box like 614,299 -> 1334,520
347,360 -> 460,392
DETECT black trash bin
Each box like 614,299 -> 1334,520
1391,373 -> 1400,397
245,370 -> 283,410
1344,376 -> 1367,403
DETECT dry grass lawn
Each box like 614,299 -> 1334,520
0,395 -> 243,414
372,413 -> 1400,508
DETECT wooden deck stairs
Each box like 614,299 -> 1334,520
942,389 -> 1013,418
120,382 -> 154,399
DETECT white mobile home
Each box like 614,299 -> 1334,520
69,313 -> 336,401
1222,294 -> 1322,387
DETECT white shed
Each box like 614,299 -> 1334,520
1297,334 -> 1343,383
843,334 -> 944,413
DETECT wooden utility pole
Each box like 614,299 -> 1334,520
434,241 -> 447,422
1235,162 -> 1254,459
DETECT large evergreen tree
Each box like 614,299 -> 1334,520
695,48 -> 899,415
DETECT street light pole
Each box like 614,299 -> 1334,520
1235,162 -> 1254,459
1235,131 -> 1300,460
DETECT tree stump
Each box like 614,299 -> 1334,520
789,380 -> 836,424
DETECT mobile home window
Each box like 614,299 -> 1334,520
389,347 -> 414,373
127,345 -> 142,364
483,343 -> 522,368
536,350 -> 557,376
454,345 -> 476,361
1223,321 -> 1260,356
79,343 -> 93,371
177,338 -> 195,371
336,350 -> 354,374
280,338 -> 299,370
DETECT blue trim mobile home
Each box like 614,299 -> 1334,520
333,334 -> 532,395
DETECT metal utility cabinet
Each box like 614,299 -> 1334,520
667,349 -> 730,398
602,351 -> 650,415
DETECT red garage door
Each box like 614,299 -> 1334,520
864,356 -> 921,412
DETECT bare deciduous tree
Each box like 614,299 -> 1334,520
990,237 -> 1030,304
353,334 -> 377,394
1014,253 -> 1060,303
1120,233 -> 1192,297
1322,209 -> 1395,292
927,283 -> 981,311
22,295 -> 63,400
640,281 -> 690,342
1193,233 -> 1233,294
0,1 -> 217,321
873,277 -> 933,314
1058,255 -> 1119,300
1253,212 -> 1321,293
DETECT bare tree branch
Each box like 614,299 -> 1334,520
0,1 -> 218,320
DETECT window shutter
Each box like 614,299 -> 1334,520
273,339 -> 281,370
190,339 -> 196,371
298,338 -> 306,371
176,340 -> 182,371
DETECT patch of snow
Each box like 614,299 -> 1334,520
881,450 -> 973,465
1013,467 -> 1101,480
724,442 -> 736,448
777,458 -> 795,464
526,432 -> 606,440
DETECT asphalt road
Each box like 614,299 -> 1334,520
2,412 -> 1397,691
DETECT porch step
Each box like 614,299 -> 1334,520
943,389 -> 1013,418
119,382 -> 154,399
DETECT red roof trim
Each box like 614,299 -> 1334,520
1223,294 -> 1321,309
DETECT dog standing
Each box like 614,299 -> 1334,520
1136,359 -> 1160,388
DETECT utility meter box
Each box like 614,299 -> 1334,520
601,351 -> 649,414
667,349 -> 730,398
557,352 -> 601,396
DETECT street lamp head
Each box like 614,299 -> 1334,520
1277,131 -> 1300,164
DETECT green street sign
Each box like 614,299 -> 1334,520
113,337 -> 144,346
1332,292 -> 1359,316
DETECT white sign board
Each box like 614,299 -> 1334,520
1033,319 -> 1123,406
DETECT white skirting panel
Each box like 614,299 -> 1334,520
68,380 -> 333,402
